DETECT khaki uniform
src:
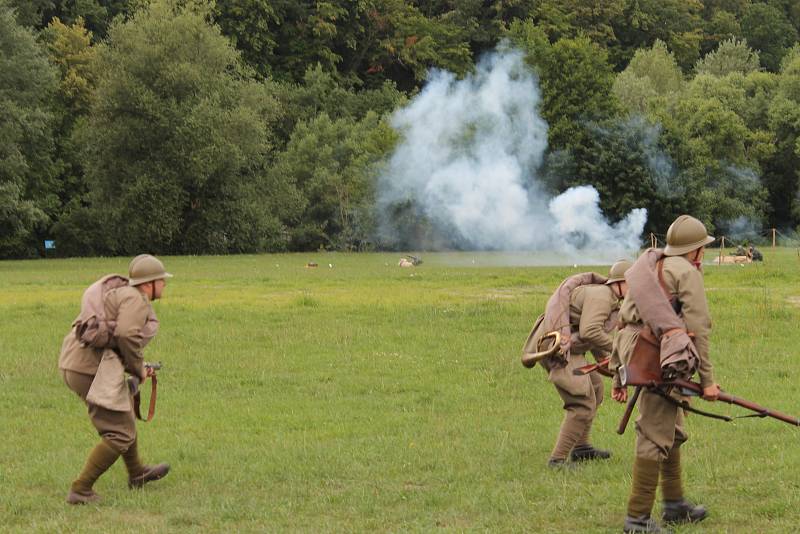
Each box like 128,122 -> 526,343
612,256 -> 713,461
59,286 -> 155,453
539,284 -> 620,460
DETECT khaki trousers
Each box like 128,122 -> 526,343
634,387 -> 688,461
61,369 -> 137,453
546,354 -> 604,458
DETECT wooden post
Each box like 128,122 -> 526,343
719,236 -> 724,264
772,228 -> 777,249
650,233 -> 656,249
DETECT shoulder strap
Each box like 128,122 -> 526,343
656,260 -> 671,299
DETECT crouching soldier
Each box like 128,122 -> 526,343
522,260 -> 631,467
611,215 -> 720,533
59,254 -> 172,504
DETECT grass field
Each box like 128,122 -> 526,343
1,250 -> 799,533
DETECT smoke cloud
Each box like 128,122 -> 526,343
376,49 -> 646,263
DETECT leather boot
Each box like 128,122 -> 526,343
623,515 -> 672,533
67,440 -> 120,505
570,444 -> 611,461
662,499 -> 707,524
129,463 -> 170,488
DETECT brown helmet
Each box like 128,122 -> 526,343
606,259 -> 633,284
663,215 -> 715,256
128,254 -> 173,286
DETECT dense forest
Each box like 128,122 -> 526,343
2,0 -> 800,257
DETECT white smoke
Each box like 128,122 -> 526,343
376,48 -> 647,262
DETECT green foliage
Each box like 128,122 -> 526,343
507,20 -> 618,150
79,0 -> 298,255
545,116 -> 688,235
6,0 -> 141,37
0,0 -> 58,257
613,40 -> 683,115
270,112 -> 398,250
268,64 -> 405,151
615,0 -> 704,71
214,0 -> 473,89
764,47 -> 800,226
741,2 -> 799,72
696,38 -> 760,76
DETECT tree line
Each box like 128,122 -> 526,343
2,0 -> 800,257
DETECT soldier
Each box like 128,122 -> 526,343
612,215 -> 720,533
59,255 -> 172,504
526,260 -> 632,468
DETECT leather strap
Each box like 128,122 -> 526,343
133,374 -> 157,422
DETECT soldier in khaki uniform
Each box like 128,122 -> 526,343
612,216 -> 720,533
59,255 -> 172,504
539,260 -> 632,467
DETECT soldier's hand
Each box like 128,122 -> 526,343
702,383 -> 720,401
612,387 -> 628,403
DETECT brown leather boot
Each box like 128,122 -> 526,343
129,463 -> 170,488
66,440 -> 119,505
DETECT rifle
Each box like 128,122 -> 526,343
133,361 -> 162,422
616,334 -> 800,433
572,357 -> 614,378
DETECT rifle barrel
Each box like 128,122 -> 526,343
671,379 -> 800,427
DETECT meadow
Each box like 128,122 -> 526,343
1,250 -> 799,533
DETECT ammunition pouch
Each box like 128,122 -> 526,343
618,326 -> 698,386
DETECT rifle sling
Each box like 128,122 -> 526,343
133,374 -> 157,422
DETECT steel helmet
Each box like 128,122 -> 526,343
606,260 -> 633,284
663,215 -> 715,256
128,254 -> 173,286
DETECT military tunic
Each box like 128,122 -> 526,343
612,255 -> 714,461
59,285 -> 155,453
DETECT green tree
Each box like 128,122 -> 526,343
268,65 -> 404,151
270,112 -> 397,250
765,47 -> 800,226
213,0 -> 473,89
700,9 -> 741,56
81,0 -> 299,255
0,0 -> 58,257
39,17 -> 103,256
741,3 -> 798,72
7,0 -> 141,37
696,38 -> 760,76
507,20 -> 618,150
612,40 -> 683,116
615,0 -> 704,71
545,116 -> 689,235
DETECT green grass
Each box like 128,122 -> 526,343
1,250 -> 800,532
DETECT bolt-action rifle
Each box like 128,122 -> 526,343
576,341 -> 800,433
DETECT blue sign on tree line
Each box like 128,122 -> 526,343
44,240 -> 55,250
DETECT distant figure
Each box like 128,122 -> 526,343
749,245 -> 763,261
